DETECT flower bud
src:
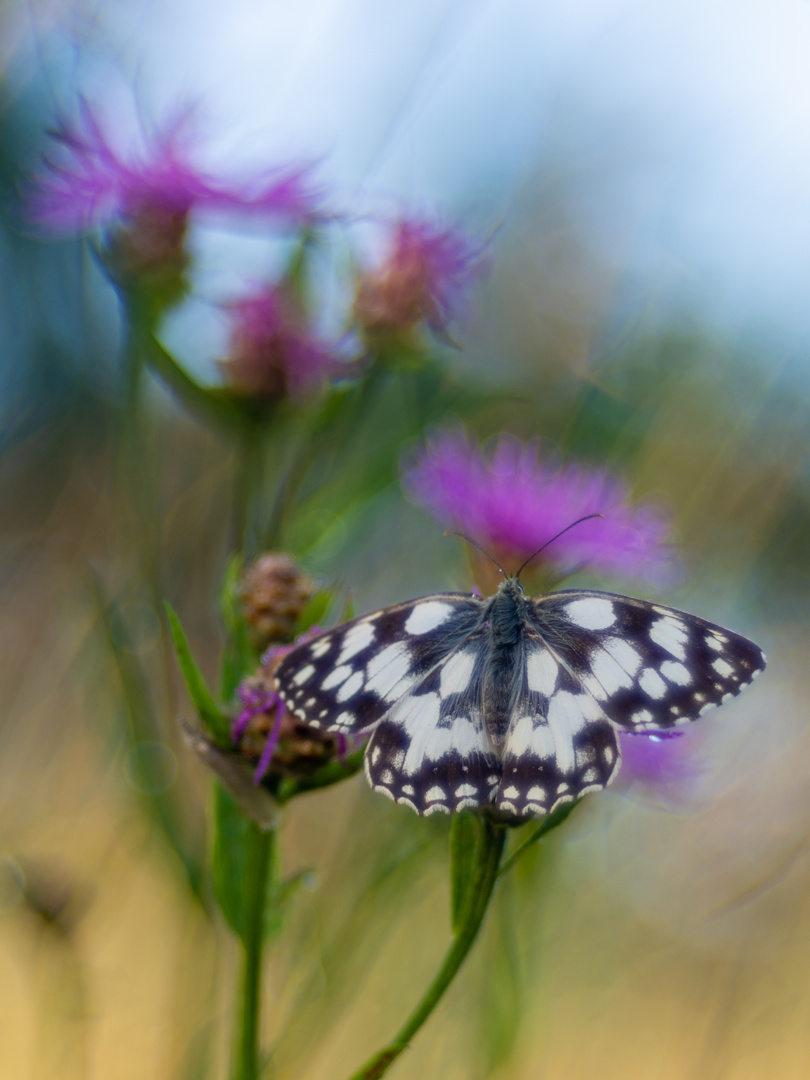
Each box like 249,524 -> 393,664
240,552 -> 315,648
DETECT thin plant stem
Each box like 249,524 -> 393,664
233,824 -> 274,1080
497,800 -> 580,879
345,816 -> 507,1080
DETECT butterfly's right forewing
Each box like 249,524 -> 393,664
274,593 -> 483,735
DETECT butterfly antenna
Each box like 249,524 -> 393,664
443,531 -> 508,578
515,513 -> 605,580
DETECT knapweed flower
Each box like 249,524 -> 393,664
353,217 -> 488,339
27,102 -> 323,278
233,633 -> 360,784
219,285 -> 343,401
402,429 -> 676,585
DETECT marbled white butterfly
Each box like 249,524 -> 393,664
274,577 -> 765,817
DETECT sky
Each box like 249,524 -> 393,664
8,0 -> 810,344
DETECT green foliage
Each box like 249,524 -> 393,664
165,603 -> 231,745
219,555 -> 258,702
449,811 -> 485,934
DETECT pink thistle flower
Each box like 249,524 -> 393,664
402,429 -> 676,584
219,285 -> 344,401
27,102 -> 324,243
353,217 -> 488,337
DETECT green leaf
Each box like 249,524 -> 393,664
218,555 -> 258,702
450,811 -> 485,934
293,587 -> 333,637
165,603 -> 231,745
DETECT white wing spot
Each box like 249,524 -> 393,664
526,785 -> 547,801
564,597 -> 617,630
639,668 -> 667,699
424,785 -> 447,802
502,785 -> 519,799
526,649 -> 559,693
404,601 -> 454,635
631,709 -> 653,724
603,636 -> 643,674
365,643 -> 413,700
590,649 -> 635,695
699,701 -> 716,715
336,670 -> 365,702
338,621 -> 376,664
439,649 -> 477,697
712,657 -> 735,678
649,617 -> 688,660
660,660 -> 692,686
311,639 -> 330,658
455,783 -> 478,797
292,664 -> 315,686
401,783 -> 415,795
321,664 -> 353,690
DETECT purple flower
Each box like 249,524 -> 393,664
617,730 -> 699,789
402,430 -> 676,583
220,285 -> 344,401
353,217 -> 488,336
28,101 -> 323,237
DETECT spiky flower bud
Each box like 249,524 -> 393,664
240,553 -> 315,648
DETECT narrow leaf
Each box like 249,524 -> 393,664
165,603 -> 231,745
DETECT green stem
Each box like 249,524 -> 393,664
233,824 -> 273,1080
345,816 -> 507,1080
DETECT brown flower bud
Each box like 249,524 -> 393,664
240,553 -> 315,647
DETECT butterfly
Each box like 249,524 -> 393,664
274,577 -> 766,817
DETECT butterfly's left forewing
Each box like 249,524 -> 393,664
527,590 -> 766,731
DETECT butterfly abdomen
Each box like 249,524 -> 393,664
482,580 -> 529,746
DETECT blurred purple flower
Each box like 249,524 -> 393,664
28,101 -> 323,236
402,429 -> 676,583
617,730 -> 699,789
354,217 -> 488,336
233,629 -> 364,784
220,285 -> 344,401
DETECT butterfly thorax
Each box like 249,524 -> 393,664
481,577 -> 530,747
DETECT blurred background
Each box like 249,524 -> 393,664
1,1 -> 810,1078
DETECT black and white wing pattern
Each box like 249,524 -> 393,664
274,583 -> 766,818
494,589 -> 765,816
